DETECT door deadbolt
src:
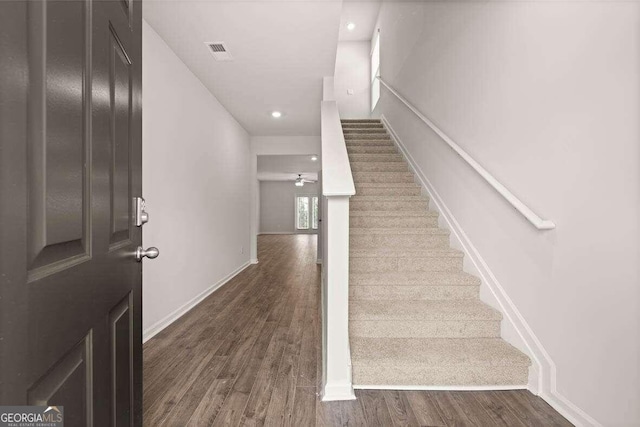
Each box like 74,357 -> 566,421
135,197 -> 149,226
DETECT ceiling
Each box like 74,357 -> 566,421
144,1 -> 343,136
338,0 -> 382,42
257,155 -> 320,181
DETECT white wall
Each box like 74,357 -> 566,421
142,21 -> 251,338
259,181 -> 319,234
373,2 -> 640,426
334,41 -> 371,118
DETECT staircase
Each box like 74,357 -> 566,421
343,119 -> 531,387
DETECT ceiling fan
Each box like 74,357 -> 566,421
293,174 -> 316,187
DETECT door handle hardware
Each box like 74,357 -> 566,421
135,197 -> 150,226
135,246 -> 159,262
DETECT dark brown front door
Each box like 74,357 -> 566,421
0,0 -> 143,425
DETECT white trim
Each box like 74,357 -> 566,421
143,261 -> 251,343
320,196 -> 354,402
377,78 -> 555,231
250,259 -> 259,264
381,114 -> 600,427
321,382 -> 356,402
354,385 -> 527,391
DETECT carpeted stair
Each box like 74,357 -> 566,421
343,118 -> 531,387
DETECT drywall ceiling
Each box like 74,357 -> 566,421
143,1 -> 343,136
257,155 -> 320,181
338,0 -> 382,41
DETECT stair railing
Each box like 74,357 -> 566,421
377,77 -> 555,230
319,76 -> 356,401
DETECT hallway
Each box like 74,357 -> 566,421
143,235 -> 571,426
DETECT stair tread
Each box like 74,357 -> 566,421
341,119 -> 381,122
350,228 -> 449,235
350,299 -> 501,321
349,155 -> 404,161
345,136 -> 392,140
350,299 -> 502,321
351,160 -> 405,165
351,195 -> 427,201
355,182 -> 420,188
351,338 -> 531,367
349,210 -> 438,217
353,171 -> 413,175
347,148 -> 398,153
350,271 -> 480,286
350,248 -> 463,258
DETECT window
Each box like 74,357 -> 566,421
296,196 -> 319,230
312,196 -> 318,230
371,30 -> 380,111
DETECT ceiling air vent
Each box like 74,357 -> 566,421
205,42 -> 233,61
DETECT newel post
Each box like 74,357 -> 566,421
320,195 -> 355,401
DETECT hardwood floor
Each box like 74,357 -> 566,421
143,234 -> 572,426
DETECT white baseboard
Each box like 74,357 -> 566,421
381,114 -> 599,427
250,258 -> 259,264
354,385 -> 527,391
321,383 -> 356,402
143,260 -> 252,343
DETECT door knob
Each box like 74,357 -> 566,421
135,246 -> 159,262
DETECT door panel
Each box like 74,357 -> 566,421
109,28 -> 132,248
28,332 -> 93,427
110,295 -> 132,427
0,0 -> 143,425
27,0 -> 91,278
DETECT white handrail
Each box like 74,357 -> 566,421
378,77 -> 555,230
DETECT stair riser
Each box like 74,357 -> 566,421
349,154 -> 404,162
343,129 -> 387,134
350,200 -> 428,211
350,216 -> 438,228
352,365 -> 529,387
345,140 -> 394,147
352,173 -> 415,184
350,162 -> 408,172
350,256 -> 463,273
350,234 -> 450,250
350,273 -> 480,286
350,285 -> 479,301
354,187 -> 422,196
341,119 -> 381,123
345,134 -> 392,140
350,320 -> 500,338
342,123 -> 384,129
347,146 -> 398,154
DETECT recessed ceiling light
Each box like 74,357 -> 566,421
346,22 -> 356,31
311,155 -> 318,161
271,111 -> 282,118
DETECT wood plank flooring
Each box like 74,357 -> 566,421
143,234 -> 573,426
